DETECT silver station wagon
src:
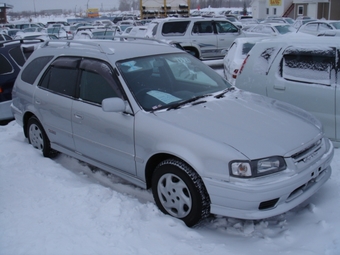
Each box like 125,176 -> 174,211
11,39 -> 333,227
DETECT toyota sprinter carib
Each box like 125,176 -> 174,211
11,39 -> 334,227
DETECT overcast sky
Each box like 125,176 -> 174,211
3,0 -> 120,12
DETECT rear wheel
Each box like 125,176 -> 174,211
152,158 -> 210,227
27,116 -> 57,158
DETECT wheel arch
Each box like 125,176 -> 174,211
144,153 -> 199,190
23,111 -> 36,138
182,46 -> 201,59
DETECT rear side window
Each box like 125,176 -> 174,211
9,46 -> 25,67
0,54 -> 13,74
21,56 -> 53,84
39,57 -> 80,97
162,21 -> 190,36
282,46 -> 335,85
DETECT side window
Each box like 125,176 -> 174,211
9,46 -> 26,67
318,23 -> 332,31
281,47 -> 335,85
0,54 -> 13,74
304,23 -> 318,32
39,57 -> 80,97
21,56 -> 53,85
161,21 -> 190,36
215,21 -> 238,33
79,59 -> 122,105
192,21 -> 214,34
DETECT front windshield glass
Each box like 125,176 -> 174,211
117,53 -> 231,111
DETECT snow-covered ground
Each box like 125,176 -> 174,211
1,114 -> 340,255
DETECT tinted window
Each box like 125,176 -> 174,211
39,57 -> 79,97
0,54 -> 13,74
192,21 -> 214,34
162,21 -> 190,36
9,46 -> 25,67
78,59 -> 121,104
21,56 -> 53,84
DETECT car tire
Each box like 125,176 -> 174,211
152,158 -> 210,227
27,116 -> 57,158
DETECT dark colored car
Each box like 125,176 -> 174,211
0,40 -> 40,122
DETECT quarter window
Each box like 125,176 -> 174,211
21,56 -> 53,85
161,21 -> 190,36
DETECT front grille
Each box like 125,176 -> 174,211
291,139 -> 322,163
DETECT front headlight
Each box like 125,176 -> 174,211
230,156 -> 286,178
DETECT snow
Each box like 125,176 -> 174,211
1,8 -> 340,255
1,110 -> 340,255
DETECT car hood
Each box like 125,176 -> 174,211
154,90 -> 322,159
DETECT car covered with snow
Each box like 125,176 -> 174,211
11,39 -> 333,227
235,37 -> 340,147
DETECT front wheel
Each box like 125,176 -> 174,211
151,158 -> 210,227
27,116 -> 57,158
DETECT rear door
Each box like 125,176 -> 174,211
267,46 -> 336,141
34,57 -> 79,150
190,20 -> 218,59
214,20 -> 241,58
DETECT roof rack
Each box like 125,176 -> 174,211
41,36 -> 179,54
42,40 -> 115,54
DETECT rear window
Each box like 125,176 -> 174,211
21,56 -> 53,84
161,21 -> 190,36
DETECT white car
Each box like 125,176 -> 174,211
122,26 -> 148,37
245,23 -> 296,36
11,39 -> 334,227
223,37 -> 264,85
297,20 -> 340,36
235,36 -> 340,147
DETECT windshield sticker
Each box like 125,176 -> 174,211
147,90 -> 181,104
121,61 -> 142,72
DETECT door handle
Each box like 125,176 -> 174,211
74,114 -> 83,120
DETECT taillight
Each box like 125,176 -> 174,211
232,69 -> 239,79
239,55 -> 249,75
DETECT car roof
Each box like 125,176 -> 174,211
31,39 -> 184,62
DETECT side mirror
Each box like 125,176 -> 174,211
102,97 -> 126,112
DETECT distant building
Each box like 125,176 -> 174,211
251,0 -> 340,20
140,0 -> 189,19
0,3 -> 13,23
41,9 -> 63,15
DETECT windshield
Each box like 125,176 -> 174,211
117,53 -> 231,111
275,25 -> 296,34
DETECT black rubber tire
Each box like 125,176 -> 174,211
27,116 -> 56,158
152,158 -> 210,227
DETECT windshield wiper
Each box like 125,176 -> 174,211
167,94 -> 210,111
214,87 -> 235,99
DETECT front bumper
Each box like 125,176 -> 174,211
204,139 -> 334,220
